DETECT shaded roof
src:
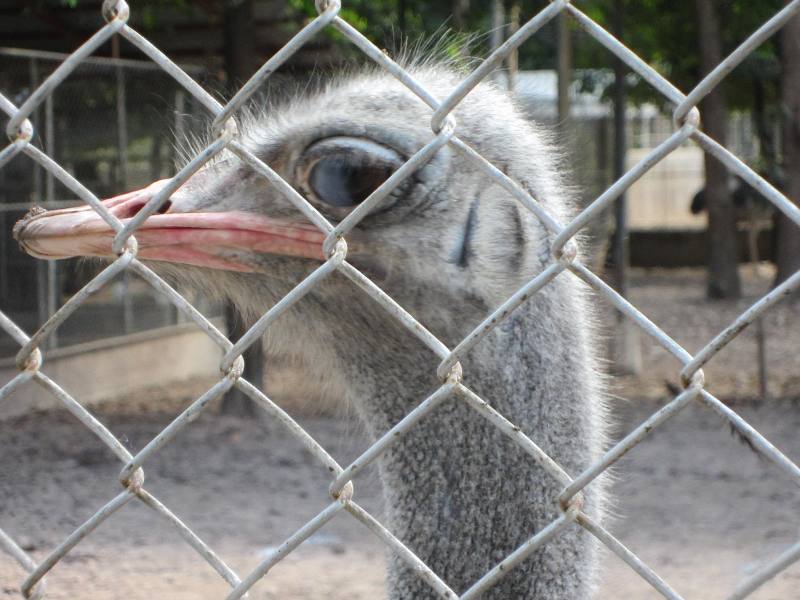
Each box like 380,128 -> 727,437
0,0 -> 336,72
511,70 -> 612,120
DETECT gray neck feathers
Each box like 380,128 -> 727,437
321,271 -> 606,599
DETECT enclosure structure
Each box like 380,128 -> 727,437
0,48 -> 224,416
1,1 -> 800,599
0,47 -> 217,357
515,69 -> 772,267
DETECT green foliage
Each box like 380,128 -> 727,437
291,0 -> 784,118
571,0 -> 784,113
53,0 -> 785,120
288,0 -> 467,55
578,0 -> 785,179
285,0 -> 558,68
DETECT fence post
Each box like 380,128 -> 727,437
609,0 -> 641,375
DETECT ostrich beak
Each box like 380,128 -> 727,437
12,179 -> 327,272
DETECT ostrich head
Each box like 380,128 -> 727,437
14,66 -> 571,346
14,66 -> 605,599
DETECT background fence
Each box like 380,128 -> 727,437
0,47 -> 218,357
1,1 -> 800,599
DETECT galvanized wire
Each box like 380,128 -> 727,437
2,0 -> 800,598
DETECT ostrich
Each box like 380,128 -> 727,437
13,65 -> 608,599
690,175 -> 776,274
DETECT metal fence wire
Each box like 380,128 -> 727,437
2,1 -> 800,598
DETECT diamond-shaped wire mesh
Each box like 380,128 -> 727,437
2,0 -> 800,598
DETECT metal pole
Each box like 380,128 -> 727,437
756,317 -> 768,400
507,2 -> 520,92
0,167 -> 6,301
29,58 -> 42,201
45,92 -> 58,348
610,0 -> 640,374
490,0 -> 505,85
174,89 -> 186,170
29,58 -> 49,332
113,37 -> 134,334
174,89 -> 187,324
612,5 -> 627,298
747,215 -> 768,400
557,12 -> 572,125
114,38 -> 129,189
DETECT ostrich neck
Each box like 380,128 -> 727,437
325,292 -> 600,599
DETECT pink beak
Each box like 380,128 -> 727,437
13,180 -> 326,272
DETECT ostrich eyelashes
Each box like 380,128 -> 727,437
299,137 -> 405,214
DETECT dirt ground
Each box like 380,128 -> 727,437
1,268 -> 799,600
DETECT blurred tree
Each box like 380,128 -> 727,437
452,0 -> 470,31
695,0 -> 740,298
287,0 -> 543,62
224,0 -> 257,88
222,0 -> 261,416
775,11 -> 800,289
577,0 -> 790,299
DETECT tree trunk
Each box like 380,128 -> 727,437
489,0 -> 505,85
775,11 -> 800,287
224,0 -> 256,89
695,0 -> 741,299
506,2 -> 520,91
222,0 -> 261,415
397,0 -> 406,39
490,0 -> 504,51
222,304 -> 259,416
452,0 -> 470,30
557,12 -> 572,125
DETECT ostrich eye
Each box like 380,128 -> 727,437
300,137 -> 405,213
309,157 -> 394,208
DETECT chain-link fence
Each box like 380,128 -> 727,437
2,0 -> 800,598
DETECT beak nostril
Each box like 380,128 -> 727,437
113,198 -> 172,219
114,200 -> 146,219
